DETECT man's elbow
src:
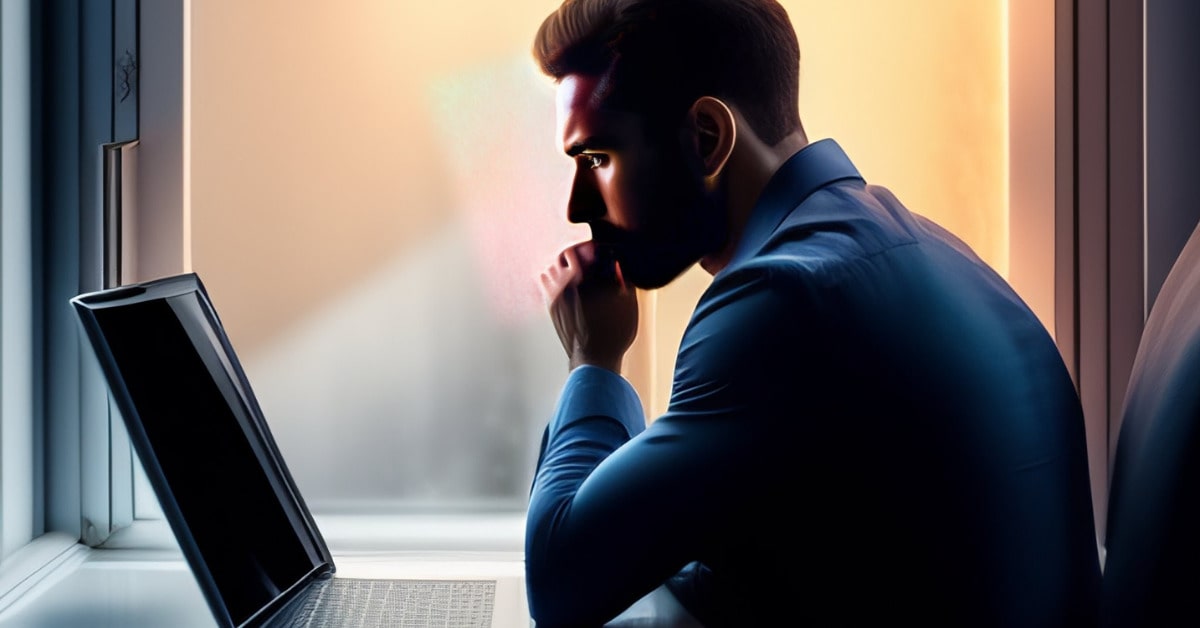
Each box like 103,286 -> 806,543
526,559 -> 623,627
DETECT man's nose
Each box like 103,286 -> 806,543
567,172 -> 605,224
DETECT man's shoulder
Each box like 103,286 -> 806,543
713,184 -> 907,292
742,179 -> 997,287
699,178 -> 1017,327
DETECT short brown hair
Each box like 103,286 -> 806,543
533,0 -> 803,145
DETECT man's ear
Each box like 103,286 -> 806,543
687,96 -> 736,182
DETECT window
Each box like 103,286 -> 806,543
1,0 -> 37,562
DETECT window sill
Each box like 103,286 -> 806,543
0,532 -> 87,614
0,513 -> 531,627
97,510 -> 527,553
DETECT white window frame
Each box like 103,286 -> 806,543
0,2 -> 82,610
1,0 -> 167,592
1,0 -> 37,563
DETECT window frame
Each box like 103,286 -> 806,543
6,0 -> 195,567
1,0 -> 37,563
2,0 -> 148,574
1053,0 -> 1146,548
36,0 -> 141,550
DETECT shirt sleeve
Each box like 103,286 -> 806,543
525,266 -> 805,626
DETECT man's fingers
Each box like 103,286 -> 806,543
540,260 -> 582,308
560,247 -> 587,287
539,271 -> 557,307
560,241 -> 622,287
574,240 -> 597,267
560,246 -> 580,273
544,241 -> 614,308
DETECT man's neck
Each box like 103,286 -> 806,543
700,127 -> 809,275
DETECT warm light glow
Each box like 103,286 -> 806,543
786,0 -> 1008,271
1005,0 -> 1057,339
182,0 -> 193,272
1001,0 -> 1012,279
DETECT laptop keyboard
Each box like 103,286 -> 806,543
280,577 -> 496,627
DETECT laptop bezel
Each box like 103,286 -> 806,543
70,272 -> 336,628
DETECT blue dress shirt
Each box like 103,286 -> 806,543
525,139 -> 1101,627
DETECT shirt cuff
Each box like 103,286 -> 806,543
548,365 -> 646,440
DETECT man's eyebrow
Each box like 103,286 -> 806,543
566,136 -> 616,157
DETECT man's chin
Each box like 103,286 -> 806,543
622,259 -> 694,290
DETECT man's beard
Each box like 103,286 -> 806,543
609,193 -> 724,290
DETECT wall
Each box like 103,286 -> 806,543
1008,0 -> 1056,341
1145,0 -> 1200,317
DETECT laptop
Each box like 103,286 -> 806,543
70,272 -> 500,628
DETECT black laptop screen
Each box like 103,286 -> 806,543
74,275 -> 330,627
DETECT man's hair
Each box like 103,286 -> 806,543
533,0 -> 802,145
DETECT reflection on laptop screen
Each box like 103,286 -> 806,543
74,275 -> 331,627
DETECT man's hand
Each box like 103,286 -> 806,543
539,241 -> 639,373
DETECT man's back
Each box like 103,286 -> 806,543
662,142 -> 1101,625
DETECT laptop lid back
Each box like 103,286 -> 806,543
71,273 -> 334,628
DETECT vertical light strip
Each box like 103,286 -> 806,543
1,0 -> 35,560
1000,0 -> 1012,279
182,0 -> 193,272
0,0 -> 7,557
1141,0 -> 1148,322
645,290 -> 658,419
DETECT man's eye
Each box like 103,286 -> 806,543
584,154 -> 605,169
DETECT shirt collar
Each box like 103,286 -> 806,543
724,138 -> 863,269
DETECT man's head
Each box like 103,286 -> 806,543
535,0 -> 804,288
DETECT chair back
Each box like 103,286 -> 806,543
1103,220 -> 1200,627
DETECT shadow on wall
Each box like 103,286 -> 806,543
243,221 -> 567,511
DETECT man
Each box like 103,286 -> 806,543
526,1 -> 1102,625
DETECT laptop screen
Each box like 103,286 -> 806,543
72,274 -> 333,627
